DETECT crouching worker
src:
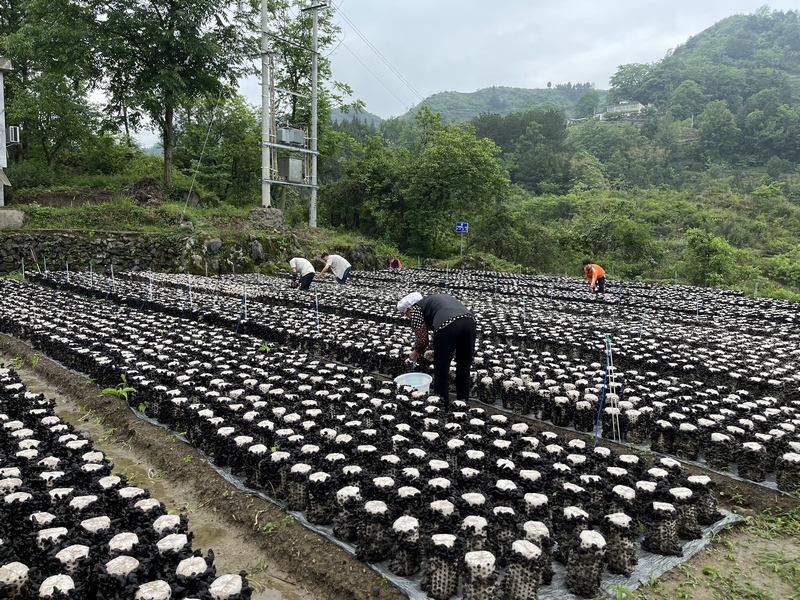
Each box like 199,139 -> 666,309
317,252 -> 352,285
583,259 -> 606,294
397,292 -> 476,408
288,256 -> 315,291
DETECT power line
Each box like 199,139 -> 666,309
333,3 -> 427,110
338,40 -> 410,113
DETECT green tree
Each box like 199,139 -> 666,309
667,80 -> 708,121
696,100 -> 740,159
320,135 -> 402,236
681,228 -> 735,286
399,108 -> 508,256
568,151 -> 608,191
173,94 -> 262,205
7,72 -> 101,167
607,63 -> 653,104
322,107 -> 508,257
573,89 -> 600,119
470,196 -> 565,271
16,0 -> 261,188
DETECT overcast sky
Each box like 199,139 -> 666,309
274,0 -> 798,119
137,1 -> 796,146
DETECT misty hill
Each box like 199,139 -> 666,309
399,84 -> 608,124
331,108 -> 382,126
332,85 -> 608,126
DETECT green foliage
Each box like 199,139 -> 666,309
404,85 -> 606,124
572,89 -> 600,118
101,374 -> 136,403
697,100 -> 741,159
5,72 -> 102,167
680,228 -> 739,286
173,94 -> 262,207
668,80 -> 709,120
4,160 -> 57,189
765,245 -> 800,288
19,199 -> 186,232
322,106 -> 508,258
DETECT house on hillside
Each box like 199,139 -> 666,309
606,100 -> 646,114
601,100 -> 648,120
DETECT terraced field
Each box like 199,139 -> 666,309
1,268 -> 798,599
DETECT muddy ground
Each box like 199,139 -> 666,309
1,333 -> 798,600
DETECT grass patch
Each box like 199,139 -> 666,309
759,550 -> 800,594
746,506 -> 800,539
19,198 -> 188,232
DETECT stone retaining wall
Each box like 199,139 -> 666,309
0,231 -> 190,274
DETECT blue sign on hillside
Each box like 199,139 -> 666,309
456,221 -> 468,233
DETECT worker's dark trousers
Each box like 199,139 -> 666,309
299,273 -> 314,290
432,317 -> 476,403
596,276 -> 606,293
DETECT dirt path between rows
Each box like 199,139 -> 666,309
0,335 -> 405,600
2,333 -> 799,600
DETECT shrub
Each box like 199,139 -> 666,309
5,160 -> 57,189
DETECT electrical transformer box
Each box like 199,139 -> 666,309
278,156 -> 303,183
276,127 -> 306,146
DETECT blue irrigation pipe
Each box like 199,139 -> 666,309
106,264 -> 114,300
638,309 -> 649,339
140,271 -> 152,310
235,282 -> 246,334
593,334 -> 612,447
313,286 -> 319,336
183,280 -> 190,318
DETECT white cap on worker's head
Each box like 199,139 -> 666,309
397,292 -> 423,313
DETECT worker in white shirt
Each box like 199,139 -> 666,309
288,257 -> 315,290
317,252 -> 352,285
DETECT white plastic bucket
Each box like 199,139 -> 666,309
394,372 -> 432,393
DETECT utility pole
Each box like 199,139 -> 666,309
261,2 -> 324,221
260,0 -> 271,207
303,2 -> 326,228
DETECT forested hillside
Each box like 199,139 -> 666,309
398,83 -> 607,123
2,3 -> 800,298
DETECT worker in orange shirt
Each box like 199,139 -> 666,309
582,259 -> 606,294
